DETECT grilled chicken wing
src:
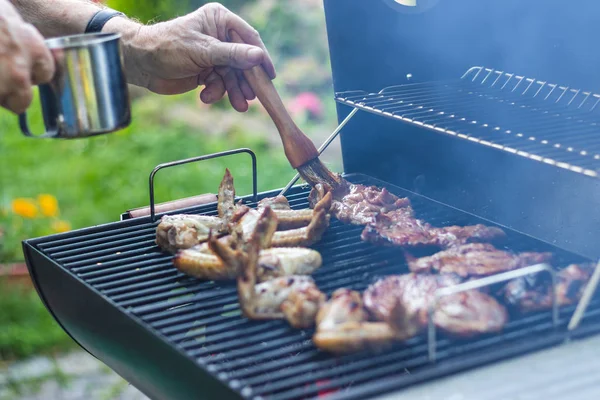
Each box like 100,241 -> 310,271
258,195 -> 291,210
218,168 -> 236,223
313,289 -> 410,355
157,169 -> 333,253
232,192 -> 332,247
237,222 -> 325,328
175,243 -> 323,281
156,214 -> 225,253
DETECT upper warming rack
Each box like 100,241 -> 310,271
335,66 -> 600,178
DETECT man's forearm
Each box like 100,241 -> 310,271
10,0 -> 149,87
10,0 -> 106,37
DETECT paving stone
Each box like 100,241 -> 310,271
18,379 -> 61,400
55,351 -> 103,376
6,357 -> 53,382
1,351 -> 149,400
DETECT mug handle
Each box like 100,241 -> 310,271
19,112 -> 59,138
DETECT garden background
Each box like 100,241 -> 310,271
0,0 -> 343,397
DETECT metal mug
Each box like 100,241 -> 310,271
19,32 -> 131,139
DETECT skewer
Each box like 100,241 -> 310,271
567,259 -> 600,331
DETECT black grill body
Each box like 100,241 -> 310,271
22,1 -> 600,398
23,175 -> 600,400
323,0 -> 600,260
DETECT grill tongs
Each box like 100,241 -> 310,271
229,30 -> 345,193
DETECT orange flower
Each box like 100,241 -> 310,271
11,198 -> 38,218
37,194 -> 59,217
51,220 -> 71,233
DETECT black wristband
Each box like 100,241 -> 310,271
84,9 -> 125,34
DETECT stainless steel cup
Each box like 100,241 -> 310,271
19,32 -> 131,138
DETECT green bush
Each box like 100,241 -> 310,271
0,282 -> 75,360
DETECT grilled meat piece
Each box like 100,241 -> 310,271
361,209 -> 431,248
236,218 -> 325,328
308,181 -> 410,225
504,263 -> 595,312
428,225 -> 507,248
313,289 -> 409,355
173,212 -> 271,281
156,214 -> 225,253
407,243 -> 553,278
361,209 -> 506,250
217,168 -> 236,224
363,273 -> 508,337
240,274 -> 324,328
232,192 -> 332,247
281,285 -> 328,329
262,192 -> 331,230
175,245 -> 323,282
158,169 -> 331,253
258,195 -> 291,210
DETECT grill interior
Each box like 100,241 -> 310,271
27,174 -> 600,400
335,67 -> 600,178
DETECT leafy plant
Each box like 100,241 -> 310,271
0,282 -> 75,360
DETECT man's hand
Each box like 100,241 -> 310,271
0,0 -> 54,114
108,3 -> 275,112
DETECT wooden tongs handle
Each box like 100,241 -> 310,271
228,30 -> 319,169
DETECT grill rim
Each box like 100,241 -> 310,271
21,173 -> 599,400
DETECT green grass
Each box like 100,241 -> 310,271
0,281 -> 75,360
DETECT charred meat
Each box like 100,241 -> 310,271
504,263 -> 594,312
406,243 -> 553,278
361,210 -> 506,250
308,181 -> 410,226
363,273 -> 508,337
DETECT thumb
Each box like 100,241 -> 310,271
209,42 -> 264,70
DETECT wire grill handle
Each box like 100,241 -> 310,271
427,263 -> 558,363
148,148 -> 258,221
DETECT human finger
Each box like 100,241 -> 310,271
217,67 -> 247,112
1,83 -> 33,115
225,14 -> 276,79
17,24 -> 55,84
236,70 -> 255,101
209,41 -> 266,71
200,70 -> 225,104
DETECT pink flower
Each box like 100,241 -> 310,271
288,92 -> 324,120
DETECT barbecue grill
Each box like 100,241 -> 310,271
22,0 -> 600,399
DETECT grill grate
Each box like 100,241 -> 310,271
335,67 -> 600,178
30,175 -> 600,400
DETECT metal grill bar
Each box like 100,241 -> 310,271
29,174 -> 600,400
336,67 -> 600,178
